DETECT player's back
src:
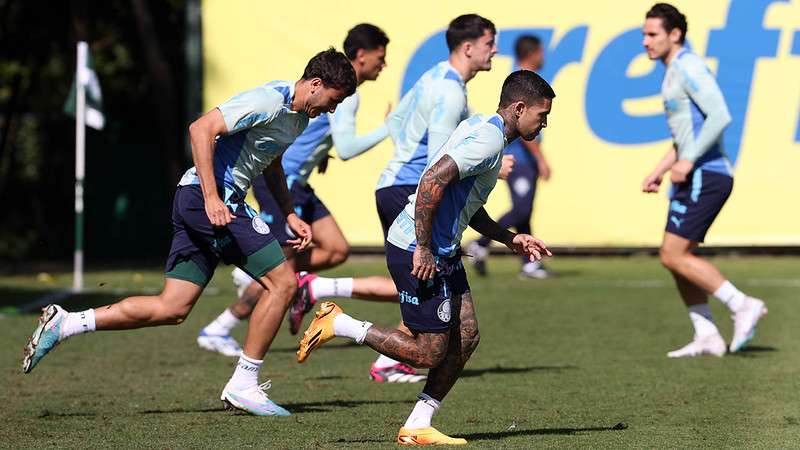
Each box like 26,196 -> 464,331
377,61 -> 467,189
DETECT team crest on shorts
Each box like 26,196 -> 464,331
252,216 -> 270,235
437,299 -> 451,322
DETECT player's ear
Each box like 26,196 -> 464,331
669,28 -> 682,45
309,77 -> 323,93
356,48 -> 365,63
514,101 -> 526,118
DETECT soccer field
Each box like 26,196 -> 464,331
2,256 -> 799,449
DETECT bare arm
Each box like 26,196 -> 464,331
468,207 -> 515,247
262,157 -> 311,249
188,108 -> 234,226
642,145 -> 678,193
412,154 -> 460,280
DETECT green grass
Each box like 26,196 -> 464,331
1,256 -> 799,449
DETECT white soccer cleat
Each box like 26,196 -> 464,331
220,380 -> 291,416
231,268 -> 255,299
197,331 -> 242,357
729,297 -> 767,353
667,333 -> 727,358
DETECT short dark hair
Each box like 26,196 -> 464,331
499,70 -> 555,108
514,35 -> 542,61
445,14 -> 496,52
302,48 -> 357,97
343,23 -> 389,60
646,3 -> 687,44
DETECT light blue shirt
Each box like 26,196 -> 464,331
377,61 -> 468,189
281,92 -> 388,187
662,49 -> 732,176
178,81 -> 309,202
388,114 -> 507,257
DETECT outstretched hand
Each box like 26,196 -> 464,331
507,234 -> 552,262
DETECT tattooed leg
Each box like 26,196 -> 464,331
421,292 -> 480,401
363,327 -> 450,369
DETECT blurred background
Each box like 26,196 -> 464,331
2,0 -> 799,269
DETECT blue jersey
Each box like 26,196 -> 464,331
502,135 -> 540,167
281,92 -> 388,187
388,114 -> 507,257
377,61 -> 468,189
178,81 -> 309,202
662,49 -> 732,176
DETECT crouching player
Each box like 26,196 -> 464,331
297,70 -> 555,444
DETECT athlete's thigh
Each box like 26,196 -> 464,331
310,215 -> 348,250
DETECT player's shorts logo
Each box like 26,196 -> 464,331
252,216 -> 270,235
437,299 -> 451,323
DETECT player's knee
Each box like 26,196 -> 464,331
659,246 -> 679,270
274,274 -> 297,305
416,341 -> 448,368
329,245 -> 350,266
160,302 -> 192,325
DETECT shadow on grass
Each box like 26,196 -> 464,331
267,341 -> 360,353
461,365 -> 577,378
282,399 -> 410,413
139,406 -> 226,415
461,423 -> 627,441
731,345 -> 777,357
0,286 -> 137,313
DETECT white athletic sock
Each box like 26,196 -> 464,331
404,393 -> 441,429
688,303 -> 718,337
373,354 -> 401,369
713,280 -> 746,312
311,277 -> 354,299
203,308 -> 241,336
62,309 -> 96,339
332,313 -> 372,344
228,354 -> 262,391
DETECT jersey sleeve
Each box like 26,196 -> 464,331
427,80 -> 467,156
447,125 -> 503,179
217,86 -> 284,134
677,56 -> 732,162
330,94 -> 389,160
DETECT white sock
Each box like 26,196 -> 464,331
332,313 -> 372,344
713,280 -> 746,312
404,393 -> 441,429
374,354 -> 401,369
203,308 -> 241,336
228,353 -> 262,390
688,303 -> 718,337
62,309 -> 96,339
311,277 -> 354,299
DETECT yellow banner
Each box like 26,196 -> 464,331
203,0 -> 800,246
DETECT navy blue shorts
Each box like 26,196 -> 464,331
385,243 -> 470,333
665,169 -> 733,243
253,177 -> 331,245
375,185 -> 417,239
165,185 -> 285,286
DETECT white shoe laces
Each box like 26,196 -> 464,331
254,380 -> 272,399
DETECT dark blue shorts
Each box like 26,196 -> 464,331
385,243 -> 470,333
165,185 -> 285,286
375,185 -> 417,239
253,177 -> 331,245
665,169 -> 733,243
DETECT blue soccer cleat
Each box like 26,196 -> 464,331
22,304 -> 68,373
221,380 -> 291,416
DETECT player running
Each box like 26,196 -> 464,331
641,3 -> 766,357
468,34 -> 555,279
21,49 -> 357,416
195,24 -> 425,383
298,70 -> 555,445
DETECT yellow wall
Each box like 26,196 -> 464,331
203,0 -> 800,246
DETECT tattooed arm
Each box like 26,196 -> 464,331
469,207 -> 516,247
412,155 -> 460,280
262,157 -> 312,250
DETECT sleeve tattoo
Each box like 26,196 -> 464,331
415,155 -> 460,249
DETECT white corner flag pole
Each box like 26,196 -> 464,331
73,41 -> 88,292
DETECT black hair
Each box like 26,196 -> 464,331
301,48 -> 357,96
514,35 -> 542,61
498,70 -> 555,108
646,3 -> 688,44
343,23 -> 390,60
445,14 -> 496,52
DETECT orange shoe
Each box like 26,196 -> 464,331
296,302 -> 342,363
396,427 -> 467,445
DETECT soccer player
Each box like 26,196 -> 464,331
196,24 -> 425,383
641,3 -> 766,357
298,70 -> 555,445
21,49 -> 357,416
468,34 -> 555,279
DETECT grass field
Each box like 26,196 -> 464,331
1,256 -> 799,449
